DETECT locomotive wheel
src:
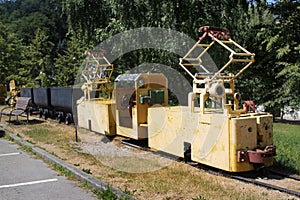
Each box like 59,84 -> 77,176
65,114 -> 72,125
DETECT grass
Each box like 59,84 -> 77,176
51,163 -> 73,178
81,181 -> 131,200
93,187 -> 119,200
273,122 -> 300,174
4,133 -> 14,142
24,126 -> 73,145
2,113 -> 298,199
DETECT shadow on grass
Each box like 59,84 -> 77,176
272,160 -> 299,175
6,118 -> 45,126
275,118 -> 300,125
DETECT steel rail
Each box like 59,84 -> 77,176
194,164 -> 300,198
268,169 -> 300,182
230,173 -> 300,198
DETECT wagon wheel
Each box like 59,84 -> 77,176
39,109 -> 43,118
58,116 -> 63,124
65,113 -> 72,125
65,117 -> 70,125
29,107 -> 33,115
44,110 -> 49,120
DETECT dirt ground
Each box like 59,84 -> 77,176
1,116 -> 299,200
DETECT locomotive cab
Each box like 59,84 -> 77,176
115,73 -> 168,140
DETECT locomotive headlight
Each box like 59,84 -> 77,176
208,81 -> 225,98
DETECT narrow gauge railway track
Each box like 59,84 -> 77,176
268,169 -> 300,182
191,161 -> 300,199
192,163 -> 300,199
14,116 -> 296,200
229,170 -> 300,198
120,139 -> 300,199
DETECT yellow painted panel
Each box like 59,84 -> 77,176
148,106 -> 197,157
148,106 -> 231,171
116,107 -> 148,139
230,117 -> 257,172
256,115 -> 273,147
77,101 -> 116,136
191,115 -> 230,171
116,107 -> 137,139
231,117 -> 257,149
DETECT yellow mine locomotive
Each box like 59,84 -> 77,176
77,26 -> 276,172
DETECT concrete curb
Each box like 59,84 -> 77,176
3,130 -> 135,200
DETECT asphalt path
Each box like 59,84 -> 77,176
0,138 -> 98,200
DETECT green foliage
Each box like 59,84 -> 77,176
264,2 -> 300,109
54,35 -> 87,86
95,18 -> 126,43
0,0 -> 299,110
0,0 -> 67,87
234,4 -> 276,104
15,28 -> 54,87
0,22 -> 24,84
0,0 -> 66,45
62,0 -> 111,43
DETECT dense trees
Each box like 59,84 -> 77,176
0,0 -> 66,86
265,1 -> 300,109
0,22 -> 24,83
0,0 -> 299,112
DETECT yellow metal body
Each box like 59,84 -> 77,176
77,51 -> 116,136
77,100 -> 116,136
148,106 -> 273,172
5,80 -> 19,107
